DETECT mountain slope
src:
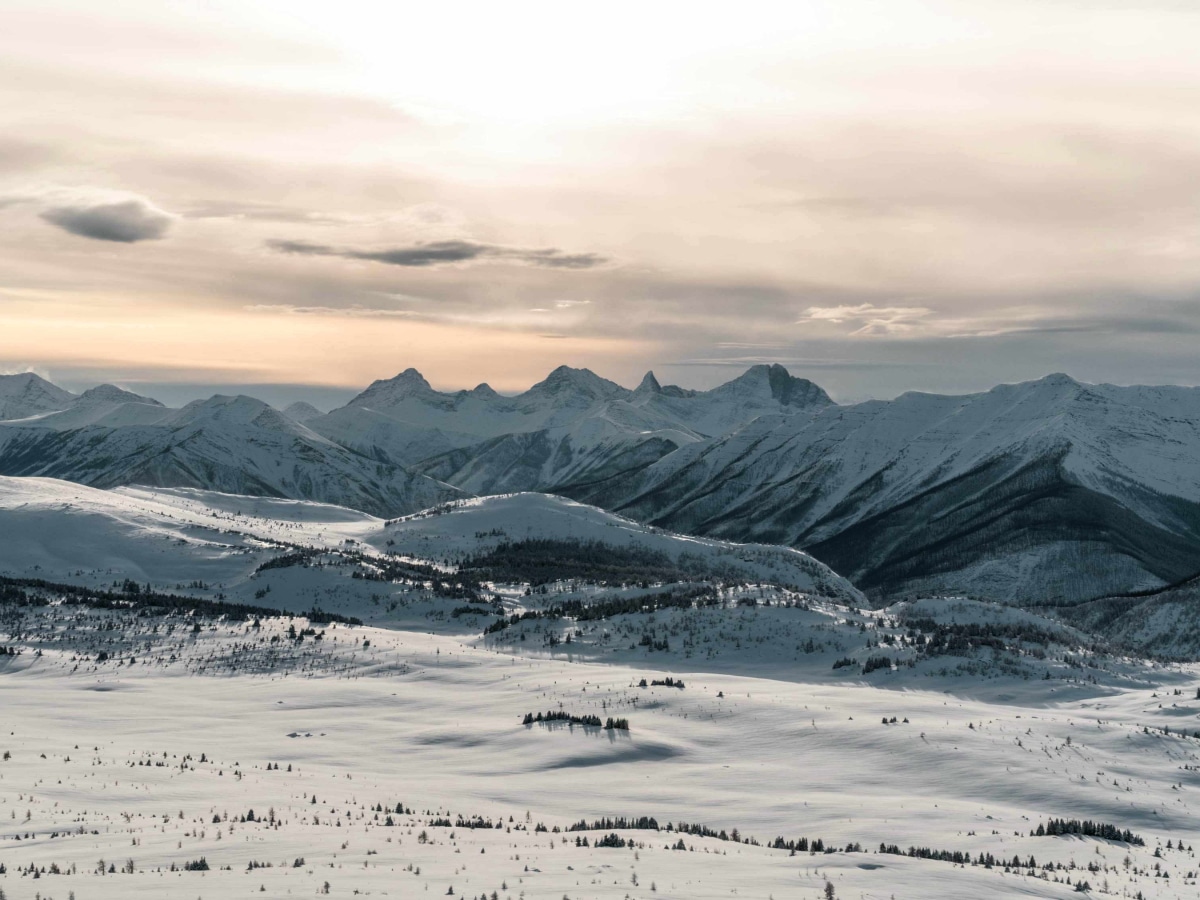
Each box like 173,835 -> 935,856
397,364 -> 833,492
0,394 -> 462,517
371,491 -> 860,601
0,476 -> 862,608
0,371 -> 78,420
579,374 -> 1200,604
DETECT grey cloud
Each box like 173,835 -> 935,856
267,238 -> 609,270
40,198 -> 174,243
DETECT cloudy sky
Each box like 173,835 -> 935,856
3,0 -> 1200,403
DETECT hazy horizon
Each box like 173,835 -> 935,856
5,1 -> 1200,399
8,358 -> 1195,413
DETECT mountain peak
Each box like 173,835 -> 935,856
174,394 -> 309,434
469,383 -> 500,400
77,384 -> 163,406
0,371 -> 77,420
183,393 -> 269,413
634,371 -> 662,395
1039,372 -> 1081,387
348,367 -> 438,408
390,367 -> 433,390
522,366 -> 628,401
713,364 -> 832,408
283,400 -> 323,422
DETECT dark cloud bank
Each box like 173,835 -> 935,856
268,238 -> 608,269
40,197 -> 174,243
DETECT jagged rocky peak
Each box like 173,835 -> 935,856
713,364 -> 832,408
522,365 -> 628,401
634,371 -> 662,394
632,370 -> 695,399
77,384 -> 163,406
349,367 -> 438,406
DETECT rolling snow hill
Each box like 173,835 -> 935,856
0,476 -> 862,612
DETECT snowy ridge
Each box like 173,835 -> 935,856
584,373 -> 1200,604
0,392 -> 462,517
0,476 -> 860,607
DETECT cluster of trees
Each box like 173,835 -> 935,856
451,816 -> 501,830
255,550 -> 321,573
286,624 -> 324,641
461,538 -> 698,587
567,816 -> 661,832
899,615 -> 1080,658
522,711 -> 630,730
638,633 -> 670,652
564,815 -> 768,848
640,677 -> 685,688
484,586 -> 717,635
862,654 -> 894,674
881,844 -> 1034,866
257,543 -> 480,601
451,605 -> 500,619
1033,818 -> 1144,845
371,802 -> 412,817
352,555 -> 478,600
0,575 -> 361,626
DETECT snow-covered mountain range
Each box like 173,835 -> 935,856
0,377 -> 460,516
3,366 -> 1199,605
582,373 -> 1200,604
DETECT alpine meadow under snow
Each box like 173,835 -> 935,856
3,367 -> 1200,899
